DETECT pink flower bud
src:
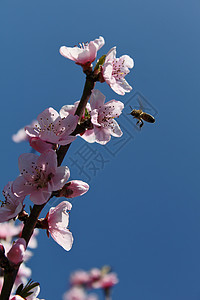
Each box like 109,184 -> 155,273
59,180 -> 89,198
7,238 -> 26,265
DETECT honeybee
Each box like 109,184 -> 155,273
129,106 -> 155,128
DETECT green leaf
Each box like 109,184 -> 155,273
94,55 -> 106,71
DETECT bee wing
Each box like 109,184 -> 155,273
138,96 -> 144,111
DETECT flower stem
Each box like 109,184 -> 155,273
0,74 -> 96,300
104,288 -> 112,300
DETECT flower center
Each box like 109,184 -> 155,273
112,59 -> 128,81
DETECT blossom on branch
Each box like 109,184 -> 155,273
0,182 -> 24,223
47,201 -> 73,251
60,36 -> 105,66
25,108 -> 78,152
60,90 -> 124,145
101,47 -> 134,95
83,89 -> 124,144
57,180 -> 89,198
7,238 -> 26,265
13,150 -> 70,205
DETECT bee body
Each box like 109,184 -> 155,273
129,108 -> 155,128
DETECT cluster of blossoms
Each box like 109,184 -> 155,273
63,266 -> 119,300
0,222 -> 39,296
0,36 -> 133,299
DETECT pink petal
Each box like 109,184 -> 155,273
18,153 -> 38,181
37,150 -> 57,175
109,119 -> 123,137
109,82 -> 127,95
7,238 -> 26,264
50,227 -> 73,251
94,127 -> 111,145
120,54 -> 134,68
50,166 -> 70,191
117,78 -> 133,93
29,137 -> 54,153
12,128 -> 28,143
38,107 -> 60,127
59,104 -> 76,118
91,36 -> 105,51
0,202 -> 23,223
30,190 -> 52,205
48,201 -> 72,228
90,89 -> 106,110
91,109 -> 101,126
64,180 -> 89,198
13,175 -> 36,197
105,46 -> 116,61
25,125 -> 39,138
102,100 -> 124,118
61,114 -> 79,136
59,46 -> 83,62
102,63 -> 115,85
58,135 -> 77,145
80,129 -> 96,143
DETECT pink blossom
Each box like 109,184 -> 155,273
84,89 -> 124,144
47,201 -> 73,251
29,137 -> 55,154
102,47 -> 134,95
0,222 -> 21,240
7,238 -> 26,265
59,180 -> 89,198
89,268 -> 101,282
25,108 -> 78,150
63,286 -> 98,300
60,36 -> 105,66
0,182 -> 24,223
12,120 -> 38,143
92,272 -> 119,289
70,270 -> 90,286
60,90 -> 124,145
13,150 -> 70,205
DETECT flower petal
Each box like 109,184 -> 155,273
50,166 -> 70,191
94,127 -> 111,145
18,153 -> 38,181
109,119 -> 123,137
50,227 -> 73,251
90,89 -> 106,110
29,190 -> 51,205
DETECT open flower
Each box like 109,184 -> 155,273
60,90 -> 124,145
25,108 -> 78,151
83,89 -> 124,144
102,47 -> 134,95
0,182 -> 24,223
60,36 -> 105,66
13,150 -> 70,205
47,201 -> 73,251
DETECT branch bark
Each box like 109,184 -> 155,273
0,73 -> 96,300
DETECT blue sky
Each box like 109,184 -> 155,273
1,0 -> 200,299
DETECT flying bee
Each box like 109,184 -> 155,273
129,106 -> 155,128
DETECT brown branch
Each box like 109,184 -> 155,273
0,72 -> 96,300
